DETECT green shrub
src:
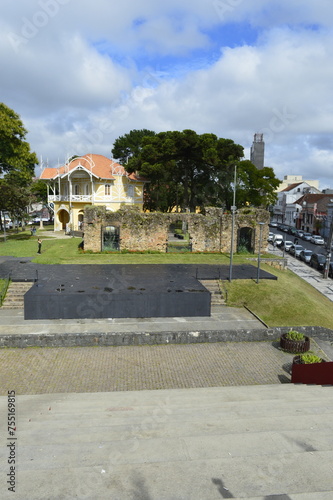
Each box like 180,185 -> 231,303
300,353 -> 322,364
285,330 -> 305,341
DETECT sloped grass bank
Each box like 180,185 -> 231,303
223,264 -> 333,329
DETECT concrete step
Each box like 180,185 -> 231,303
1,281 -> 33,309
199,279 -> 225,305
1,384 -> 332,499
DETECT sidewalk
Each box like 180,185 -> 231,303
270,244 -> 333,302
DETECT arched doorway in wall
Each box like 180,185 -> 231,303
238,226 -> 254,253
57,209 -> 70,230
78,211 -> 84,231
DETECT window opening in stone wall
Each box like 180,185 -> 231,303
102,225 -> 120,251
167,220 -> 192,253
238,227 -> 254,253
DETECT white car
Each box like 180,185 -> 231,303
268,232 -> 274,242
281,240 -> 293,251
310,235 -> 325,245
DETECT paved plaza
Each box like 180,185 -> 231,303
0,339 -> 330,396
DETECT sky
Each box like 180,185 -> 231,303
1,0 -> 333,189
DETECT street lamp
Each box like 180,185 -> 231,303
256,222 -> 265,284
229,165 -> 237,282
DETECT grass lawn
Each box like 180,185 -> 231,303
223,264 -> 333,329
1,231 -> 333,328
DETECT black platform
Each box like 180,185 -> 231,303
24,265 -> 212,320
0,260 -> 277,320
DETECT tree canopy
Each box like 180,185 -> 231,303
0,102 -> 38,175
112,129 -> 280,212
0,103 -> 38,226
112,129 -> 156,165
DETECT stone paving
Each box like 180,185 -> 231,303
1,340 -> 324,396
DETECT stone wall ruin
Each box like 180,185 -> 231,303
83,206 -> 270,253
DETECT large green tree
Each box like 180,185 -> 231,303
111,129 -> 156,165
0,103 -> 38,228
112,128 -> 280,212
0,102 -> 38,175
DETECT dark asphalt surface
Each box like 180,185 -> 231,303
0,257 -> 278,284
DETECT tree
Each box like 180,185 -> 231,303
236,161 -> 280,209
0,103 -> 38,229
112,128 -> 280,212
0,102 -> 38,175
124,129 -> 245,211
111,129 -> 156,165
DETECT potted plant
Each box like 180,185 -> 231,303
280,330 -> 310,353
291,352 -> 333,384
293,353 -> 324,365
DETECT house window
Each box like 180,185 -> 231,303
74,184 -> 80,195
127,185 -> 134,198
85,184 -> 90,195
105,184 -> 111,196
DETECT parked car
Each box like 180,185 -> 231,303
299,249 -> 313,263
310,253 -> 326,270
269,221 -> 278,227
272,234 -> 284,246
268,232 -> 274,242
296,230 -> 304,238
302,232 -> 312,241
280,240 -> 293,251
288,227 -> 297,236
289,244 -> 304,257
310,235 -> 325,245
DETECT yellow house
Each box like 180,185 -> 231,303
40,154 -> 147,231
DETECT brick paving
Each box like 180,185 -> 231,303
0,341 -> 297,395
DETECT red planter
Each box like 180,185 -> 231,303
280,333 -> 310,353
291,356 -> 333,384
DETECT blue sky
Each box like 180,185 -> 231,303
1,0 -> 333,189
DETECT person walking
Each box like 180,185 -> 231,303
37,238 -> 42,254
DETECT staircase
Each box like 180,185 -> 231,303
4,384 -> 333,499
1,281 -> 34,309
199,279 -> 225,306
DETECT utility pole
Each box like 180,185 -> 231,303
323,217 -> 333,279
229,165 -> 237,282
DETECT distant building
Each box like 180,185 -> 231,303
295,193 -> 333,235
277,175 -> 319,192
40,154 -> 147,232
250,133 -> 265,170
273,181 -> 320,225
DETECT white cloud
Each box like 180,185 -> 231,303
1,1 -> 333,188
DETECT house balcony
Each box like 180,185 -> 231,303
48,195 -> 93,203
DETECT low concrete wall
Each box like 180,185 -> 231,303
0,326 -> 331,348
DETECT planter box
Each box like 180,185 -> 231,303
291,356 -> 333,384
280,333 -> 310,354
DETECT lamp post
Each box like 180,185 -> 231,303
323,216 -> 333,279
1,211 -> 6,242
229,165 -> 237,282
256,222 -> 265,284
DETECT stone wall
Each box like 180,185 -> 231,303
0,326 -> 332,348
84,205 -> 270,253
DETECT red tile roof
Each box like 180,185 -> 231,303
281,182 -> 303,192
40,154 -> 146,181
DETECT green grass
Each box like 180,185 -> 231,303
222,264 -> 333,329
